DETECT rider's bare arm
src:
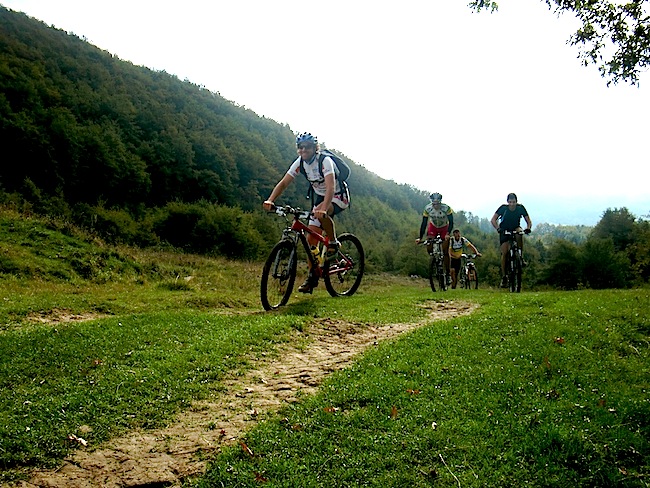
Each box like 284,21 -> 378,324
524,215 -> 533,232
264,173 -> 294,211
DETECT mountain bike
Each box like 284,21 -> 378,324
502,229 -> 528,293
460,253 -> 479,289
422,235 -> 447,292
261,204 -> 365,310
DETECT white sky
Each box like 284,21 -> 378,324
3,0 -> 649,225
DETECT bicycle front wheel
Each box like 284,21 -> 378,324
470,269 -> 479,289
509,254 -> 522,293
460,267 -> 468,289
437,263 -> 447,292
428,257 -> 437,292
261,240 -> 297,310
514,258 -> 522,292
324,233 -> 365,297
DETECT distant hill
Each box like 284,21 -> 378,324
0,6 -> 428,214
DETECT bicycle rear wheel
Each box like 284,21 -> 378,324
261,240 -> 297,310
324,233 -> 365,297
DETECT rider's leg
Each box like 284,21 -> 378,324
442,239 -> 451,276
500,241 -> 509,287
450,257 -> 460,289
442,238 -> 451,285
305,200 -> 335,257
300,204 -> 336,293
309,198 -> 337,244
300,220 -> 324,293
320,214 -> 335,244
322,204 -> 346,259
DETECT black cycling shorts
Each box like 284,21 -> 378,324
499,227 -> 522,245
313,194 -> 345,216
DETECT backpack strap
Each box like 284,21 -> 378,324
317,153 -> 326,180
300,153 -> 349,205
299,153 -> 324,184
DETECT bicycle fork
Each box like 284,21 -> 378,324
272,246 -> 295,282
509,247 -> 520,269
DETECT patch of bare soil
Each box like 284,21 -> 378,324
26,309 -> 110,325
16,300 -> 477,488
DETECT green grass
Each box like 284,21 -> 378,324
0,311 -> 305,471
1,209 -> 649,485
192,290 -> 650,487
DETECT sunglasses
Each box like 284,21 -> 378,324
297,144 -> 314,150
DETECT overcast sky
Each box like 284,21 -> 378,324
3,0 -> 649,225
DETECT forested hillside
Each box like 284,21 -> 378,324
1,6 -> 649,289
0,7 -> 425,211
0,7 -> 428,264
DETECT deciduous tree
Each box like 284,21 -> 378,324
471,0 -> 650,85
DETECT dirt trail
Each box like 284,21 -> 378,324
16,300 -> 476,488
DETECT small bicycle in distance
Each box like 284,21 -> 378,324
421,234 -> 447,292
460,253 -> 479,289
260,204 -> 365,311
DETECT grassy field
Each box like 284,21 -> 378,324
1,210 -> 649,486
191,289 -> 649,487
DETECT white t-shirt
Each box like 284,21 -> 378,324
287,154 -> 343,197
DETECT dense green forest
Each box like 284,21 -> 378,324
1,6 -> 649,289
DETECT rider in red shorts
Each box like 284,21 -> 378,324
415,192 -> 454,284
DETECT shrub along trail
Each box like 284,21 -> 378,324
19,300 -> 477,488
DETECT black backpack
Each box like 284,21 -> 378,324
300,150 -> 351,203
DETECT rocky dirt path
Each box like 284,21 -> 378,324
17,300 -> 477,488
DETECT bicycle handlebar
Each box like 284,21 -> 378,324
500,229 -> 531,235
461,253 -> 480,259
419,234 -> 444,245
268,204 -> 312,220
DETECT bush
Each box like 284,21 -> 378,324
153,200 -> 266,259
580,237 -> 630,289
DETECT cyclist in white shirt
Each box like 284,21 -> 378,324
263,132 -> 348,293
